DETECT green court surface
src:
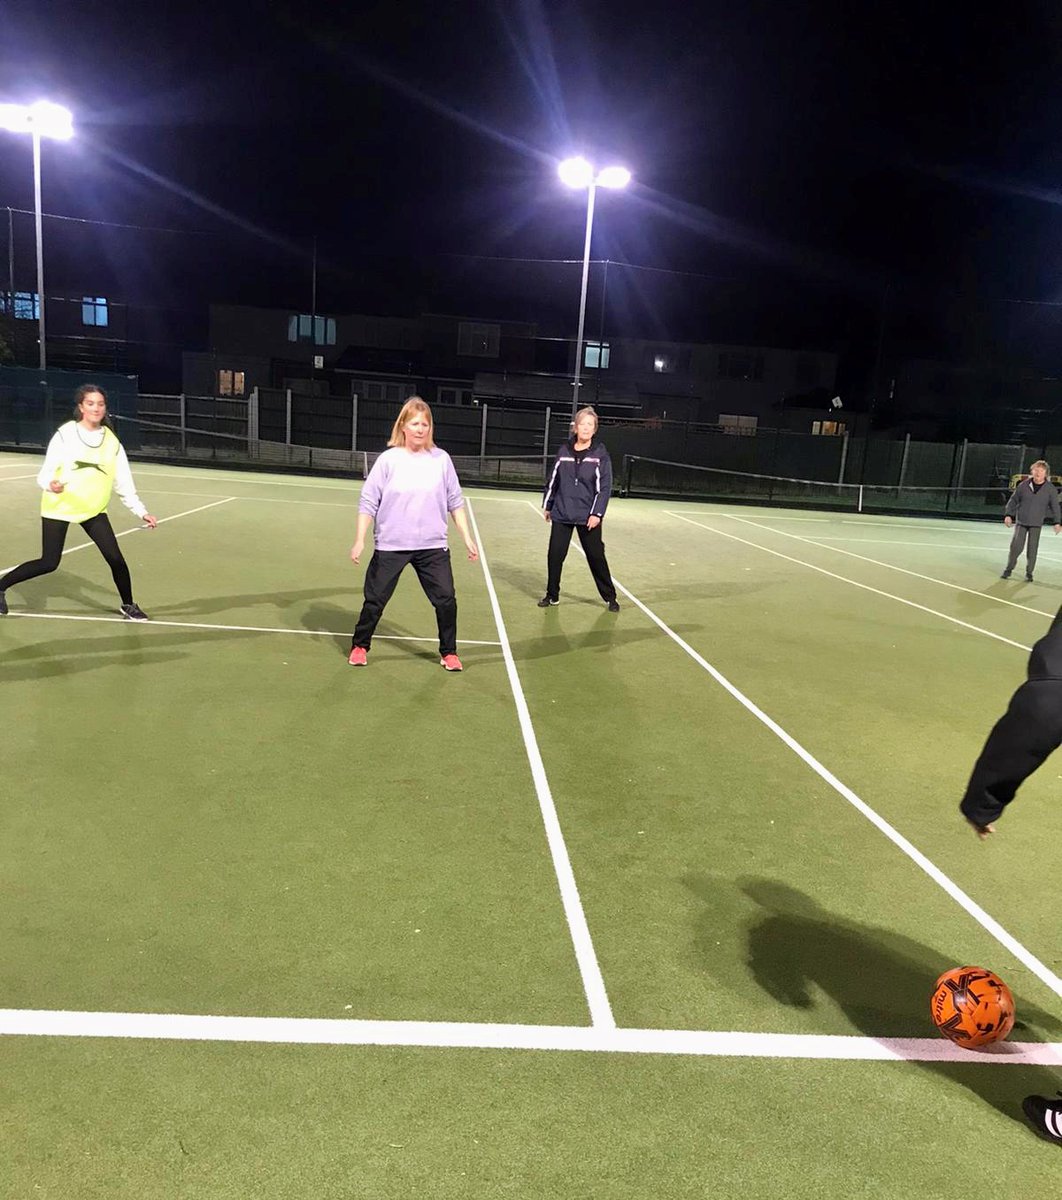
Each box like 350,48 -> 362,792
2,450 -> 1061,1198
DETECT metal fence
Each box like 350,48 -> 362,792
0,380 -> 1048,515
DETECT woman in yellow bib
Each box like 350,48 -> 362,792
0,384 -> 157,620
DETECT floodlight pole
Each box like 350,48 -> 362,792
570,180 -> 596,420
32,129 -> 47,370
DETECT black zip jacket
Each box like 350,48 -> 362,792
542,439 -> 613,524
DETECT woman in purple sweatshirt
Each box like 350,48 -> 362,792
348,397 -> 478,671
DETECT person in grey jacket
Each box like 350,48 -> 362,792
1001,460 -> 1061,582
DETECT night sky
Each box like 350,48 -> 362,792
3,0 -> 1062,365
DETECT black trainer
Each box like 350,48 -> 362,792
119,603 -> 150,622
1022,1093 -> 1062,1144
537,596 -> 559,607
0,591 -> 7,616
607,599 -> 620,612
1026,574 -> 1034,583
1000,570 -> 1012,579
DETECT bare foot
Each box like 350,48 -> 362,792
964,815 -> 996,840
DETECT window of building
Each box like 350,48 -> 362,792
217,369 -> 246,396
288,314 -> 336,345
718,351 -> 763,382
438,387 -> 474,406
12,291 -> 40,320
811,420 -> 846,436
81,296 -> 108,327
652,353 -> 674,374
457,322 -> 500,357
718,413 -> 758,436
353,380 -> 405,403
584,340 -> 610,369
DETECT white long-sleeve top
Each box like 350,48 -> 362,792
37,424 -> 149,519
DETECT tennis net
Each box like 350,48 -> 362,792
623,456 -> 1010,515
114,415 -> 549,485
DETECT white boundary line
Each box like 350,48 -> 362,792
466,498 -> 615,1028
4,611 -> 501,645
1,1009 -> 1060,1062
668,512 -> 1034,654
721,513 -> 1055,619
0,498 -> 237,576
0,472 -> 40,482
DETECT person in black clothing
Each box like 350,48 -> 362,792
1000,460 -> 1061,582
959,605 -> 1062,838
539,407 -> 619,611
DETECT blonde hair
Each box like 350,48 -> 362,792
1030,460 -> 1050,473
388,396 -> 435,449
571,406 -> 599,436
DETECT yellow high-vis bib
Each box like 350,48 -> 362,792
41,423 -> 122,523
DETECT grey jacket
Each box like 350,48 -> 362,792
1005,478 -> 1061,527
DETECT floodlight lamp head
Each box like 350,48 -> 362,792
0,101 -> 74,140
830,395 -> 843,410
558,156 -> 595,188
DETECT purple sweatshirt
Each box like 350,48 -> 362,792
358,446 -> 464,550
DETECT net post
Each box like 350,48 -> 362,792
857,484 -> 864,513
179,393 -> 187,455
351,391 -> 358,453
837,431 -> 849,484
543,406 -> 551,474
479,402 -> 488,476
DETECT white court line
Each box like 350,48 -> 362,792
0,498 -> 236,576
668,513 -> 1034,654
1,1009 -> 1060,1063
0,472 -> 39,482
5,611 -> 501,645
467,498 -> 615,1029
593,519 -> 1062,1001
721,514 -> 1055,620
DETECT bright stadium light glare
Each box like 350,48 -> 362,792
596,165 -> 631,190
558,156 -> 594,188
0,101 -> 74,140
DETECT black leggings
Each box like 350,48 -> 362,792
0,514 -> 134,606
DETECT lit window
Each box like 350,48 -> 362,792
82,296 -> 108,327
13,291 -> 39,320
217,369 -> 246,397
584,341 -> 610,369
290,314 -> 335,344
719,413 -> 758,436
811,420 -> 845,436
653,353 -> 673,374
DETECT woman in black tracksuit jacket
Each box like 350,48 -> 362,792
539,406 -> 619,611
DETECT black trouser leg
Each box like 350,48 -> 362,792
1025,525 -> 1043,574
575,521 -> 617,602
409,548 -> 458,656
0,517 -> 69,592
1004,524 -> 1029,573
80,513 -> 134,605
545,521 -> 575,600
352,550 -> 412,651
959,683 -> 1062,826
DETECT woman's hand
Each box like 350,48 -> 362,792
48,480 -> 65,494
1004,516 -> 1013,526
587,515 -> 601,530
142,514 -> 158,529
543,509 -> 552,522
465,540 -> 479,562
350,539 -> 365,564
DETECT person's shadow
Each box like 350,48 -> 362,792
692,876 -> 1062,1132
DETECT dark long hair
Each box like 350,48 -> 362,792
72,383 -> 115,431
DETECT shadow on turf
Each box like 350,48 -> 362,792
694,877 -> 1062,1135
0,627 -> 272,680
